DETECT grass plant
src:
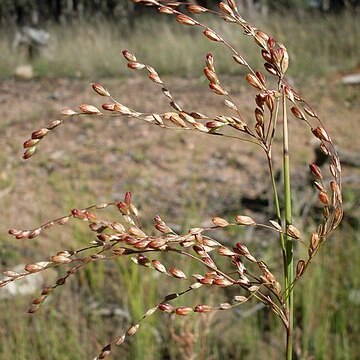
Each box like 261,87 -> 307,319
0,1 -> 347,359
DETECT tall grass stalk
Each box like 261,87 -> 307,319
282,90 -> 294,360
1,1 -> 345,359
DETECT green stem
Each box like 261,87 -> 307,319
265,94 -> 288,295
282,88 -> 294,360
267,154 -> 287,275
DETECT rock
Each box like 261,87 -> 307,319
341,73 -> 360,85
14,65 -> 34,80
0,264 -> 57,299
13,27 -> 51,61
13,27 -> 50,47
87,301 -> 131,319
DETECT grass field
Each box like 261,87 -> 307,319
0,12 -> 359,79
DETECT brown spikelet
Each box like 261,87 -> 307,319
235,215 -> 255,225
176,14 -> 197,26
79,104 -> 101,115
309,164 -> 323,180
187,4 -> 207,14
203,28 -> 222,42
122,50 -> 137,62
92,83 -> 110,97
175,306 -> 193,316
211,217 -> 229,227
245,74 -> 263,90
169,267 -> 187,279
219,2 -> 234,15
194,304 -> 212,313
287,225 -> 301,239
318,191 -> 329,205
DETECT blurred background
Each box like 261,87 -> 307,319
0,1 -> 359,359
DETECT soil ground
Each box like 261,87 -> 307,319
1,74 -> 359,238
0,73 -> 360,360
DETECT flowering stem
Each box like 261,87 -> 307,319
282,86 -> 294,360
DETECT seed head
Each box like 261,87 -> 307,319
51,255 -> 72,264
213,278 -> 233,287
92,83 -> 110,97
212,216 -> 229,227
279,44 -> 289,73
318,191 -> 329,205
61,109 -> 77,116
255,108 -> 264,125
158,6 -> 176,14
234,295 -> 247,303
286,224 -> 301,239
203,28 -> 222,42
204,67 -> 218,83
296,260 -> 305,278
254,31 -> 269,48
310,232 -> 320,250
114,103 -> 131,115
312,127 -> 331,142
31,128 -> 50,139
245,74 -> 263,90
28,304 -> 39,314
265,95 -> 274,111
199,277 -> 213,285
264,62 -> 278,76
32,295 -> 46,305
235,243 -> 250,255
152,260 -> 167,273
148,73 -> 163,84
219,302 -> 232,309
233,54 -> 245,65
194,304 -> 212,313
25,262 -> 50,273
158,303 -> 174,313
187,4 -> 207,14
175,306 -> 193,316
193,122 -> 209,132
227,0 -> 238,10
262,49 -> 272,62
127,324 -> 139,336
309,164 -> 323,180
303,106 -> 317,117
218,247 -> 235,256
209,82 -> 228,95
219,2 -> 233,15
255,70 -> 266,86
148,238 -> 167,248
127,62 -> 145,70
176,14 -> 197,26
128,226 -> 146,238
79,104 -> 101,115
99,344 -> 111,359
122,50 -> 137,62
235,215 -> 255,225
291,106 -> 306,120
23,139 -> 40,148
169,266 -> 187,279
115,335 -> 126,346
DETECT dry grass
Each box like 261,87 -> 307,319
0,12 -> 359,79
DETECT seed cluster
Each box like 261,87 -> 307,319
2,1 -> 343,359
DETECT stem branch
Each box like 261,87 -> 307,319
282,86 -> 294,360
